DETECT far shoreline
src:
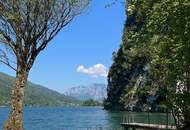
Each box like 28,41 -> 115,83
0,105 -> 173,114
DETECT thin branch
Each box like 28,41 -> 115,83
0,59 -> 16,71
0,0 -> 90,71
0,49 -> 16,71
0,29 -> 16,51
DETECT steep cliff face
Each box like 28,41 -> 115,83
104,1 -> 166,111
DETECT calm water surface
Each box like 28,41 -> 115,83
0,107 -> 174,130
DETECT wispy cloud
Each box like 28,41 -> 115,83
77,64 -> 108,78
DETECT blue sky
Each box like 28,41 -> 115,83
0,0 -> 125,93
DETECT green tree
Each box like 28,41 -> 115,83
105,0 -> 190,129
147,0 -> 190,129
0,0 -> 89,130
82,99 -> 101,106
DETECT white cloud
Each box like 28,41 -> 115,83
77,64 -> 108,78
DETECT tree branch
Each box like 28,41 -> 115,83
0,59 -> 16,71
0,49 -> 16,71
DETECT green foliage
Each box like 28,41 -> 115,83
105,0 -> 190,129
146,0 -> 190,129
0,72 -> 80,106
82,99 -> 101,106
104,0 -> 155,111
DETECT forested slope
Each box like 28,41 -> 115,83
0,72 -> 79,106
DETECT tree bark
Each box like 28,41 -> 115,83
4,68 -> 28,130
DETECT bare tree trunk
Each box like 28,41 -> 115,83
4,68 -> 28,130
171,80 -> 190,130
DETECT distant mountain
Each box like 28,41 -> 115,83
0,72 -> 79,106
64,84 -> 107,102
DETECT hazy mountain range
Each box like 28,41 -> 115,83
64,83 -> 107,102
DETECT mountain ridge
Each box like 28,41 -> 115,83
0,72 -> 79,106
64,83 -> 107,102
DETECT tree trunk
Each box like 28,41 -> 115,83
4,68 -> 28,130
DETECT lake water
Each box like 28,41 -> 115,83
0,107 -> 174,130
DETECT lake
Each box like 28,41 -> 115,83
0,107 -> 174,130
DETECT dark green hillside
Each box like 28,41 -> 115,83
82,99 -> 101,106
0,72 -> 79,106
